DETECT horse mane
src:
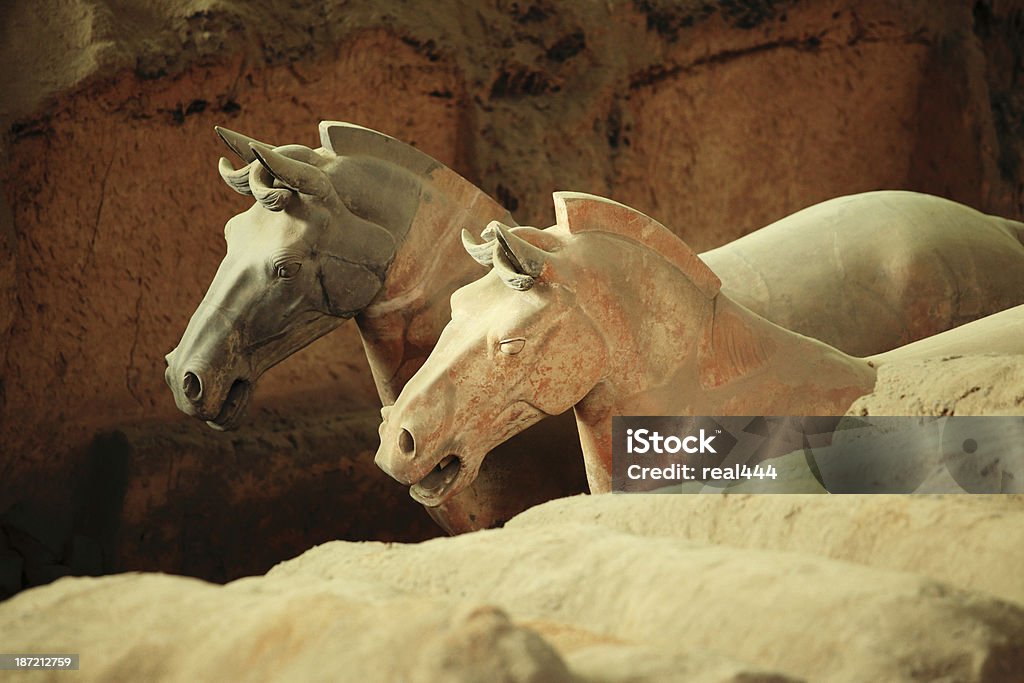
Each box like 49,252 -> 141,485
552,193 -> 771,390
318,121 -> 511,234
552,192 -> 721,299
318,121 -> 444,178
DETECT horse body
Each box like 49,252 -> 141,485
376,194 -> 877,495
703,191 -> 1024,356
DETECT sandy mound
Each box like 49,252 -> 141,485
0,572 -> 571,683
850,354 -> 1024,416
276,523 -> 1024,682
509,494 -> 1024,605
3,494 -> 1023,682
0,569 -> 799,683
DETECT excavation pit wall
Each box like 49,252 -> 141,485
1,0 -> 1022,595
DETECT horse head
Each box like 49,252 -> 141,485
376,192 -> 728,499
375,220 -> 609,505
165,124 -> 396,429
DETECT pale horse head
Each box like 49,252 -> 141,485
374,220 -> 610,505
165,125 -> 395,429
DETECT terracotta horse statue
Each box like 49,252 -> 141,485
167,120 -> 1024,528
164,121 -> 589,532
375,193 -> 1024,497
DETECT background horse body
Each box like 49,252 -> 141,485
704,191 -> 1024,356
375,193 -> 1024,496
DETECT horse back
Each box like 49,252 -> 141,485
701,191 -> 1024,356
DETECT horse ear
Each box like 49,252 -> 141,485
492,222 -> 547,278
218,157 -> 253,196
319,256 -> 385,317
493,244 -> 537,291
215,126 -> 273,163
251,146 -> 336,200
478,222 -> 561,291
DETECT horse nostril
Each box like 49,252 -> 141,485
398,428 -> 415,456
182,372 -> 203,402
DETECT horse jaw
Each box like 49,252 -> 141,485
376,399 -> 547,507
406,400 -> 546,505
203,378 -> 254,431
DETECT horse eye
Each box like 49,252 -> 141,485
276,262 -> 302,279
498,337 -> 526,355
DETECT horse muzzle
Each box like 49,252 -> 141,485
375,418 -> 468,506
165,350 -> 254,430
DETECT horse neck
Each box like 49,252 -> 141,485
349,161 -> 514,403
692,296 -> 876,413
570,243 -> 715,490
571,248 -> 875,492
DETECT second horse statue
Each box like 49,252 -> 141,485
376,192 -> 1024,498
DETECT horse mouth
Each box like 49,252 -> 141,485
410,454 -> 464,506
205,379 -> 253,431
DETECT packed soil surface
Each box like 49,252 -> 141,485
2,493 -> 1023,682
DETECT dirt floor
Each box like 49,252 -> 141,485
3,494 -> 1023,682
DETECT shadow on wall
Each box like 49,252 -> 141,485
0,398 -> 445,601
0,433 -> 128,600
